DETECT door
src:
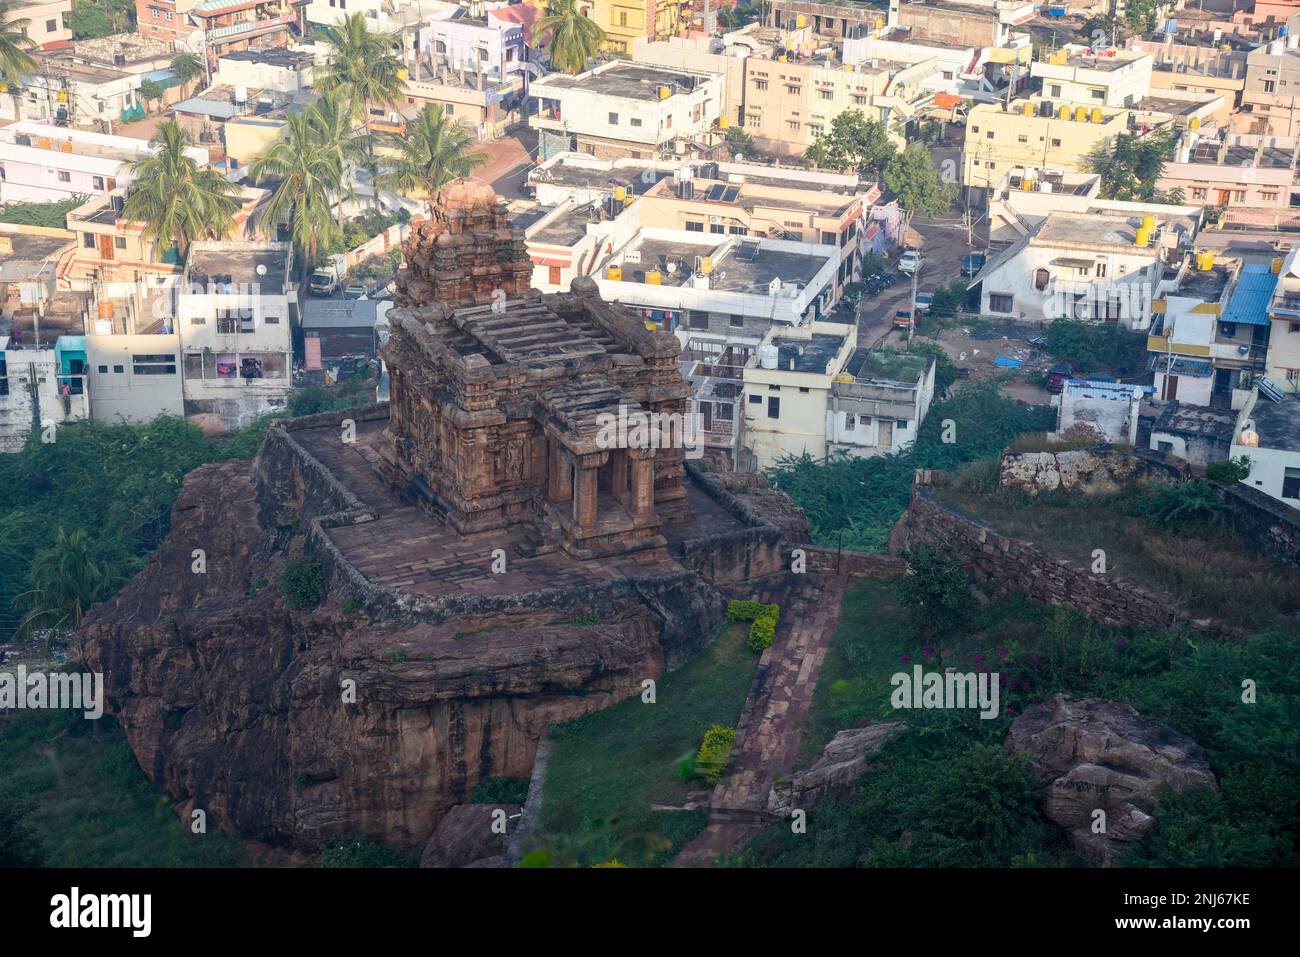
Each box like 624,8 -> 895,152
877,418 -> 893,448
1217,189 -> 1231,206
699,400 -> 713,433
1163,374 -> 1179,401
97,234 -> 114,260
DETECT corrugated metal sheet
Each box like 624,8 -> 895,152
1222,262 -> 1278,327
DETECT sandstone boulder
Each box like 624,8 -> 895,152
419,804 -> 518,868
998,448 -> 1158,496
1006,694 -> 1217,864
768,721 -> 905,816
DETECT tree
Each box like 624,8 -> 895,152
67,0 -> 133,40
169,51 -> 205,96
0,0 -> 37,122
1083,128 -> 1174,203
803,109 -> 895,178
375,103 -> 488,217
137,78 -> 165,111
122,120 -> 241,259
248,110 -> 344,284
723,125 -> 754,156
538,0 -> 605,75
314,12 -> 404,131
13,528 -> 113,648
898,543 -> 972,635
310,89 -> 373,228
883,142 -> 957,218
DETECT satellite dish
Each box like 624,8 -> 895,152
256,264 -> 267,276
666,262 -> 676,273
185,30 -> 205,55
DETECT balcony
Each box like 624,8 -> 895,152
205,14 -> 296,43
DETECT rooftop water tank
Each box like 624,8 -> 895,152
759,342 -> 779,369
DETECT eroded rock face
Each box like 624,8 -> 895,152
767,722 -> 905,817
999,449 -> 1155,496
81,461 -> 717,855
1006,694 -> 1217,864
419,804 -> 517,868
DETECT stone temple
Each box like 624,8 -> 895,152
379,177 -> 695,560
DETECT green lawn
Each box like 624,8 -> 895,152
527,621 -> 758,867
0,707 -> 248,867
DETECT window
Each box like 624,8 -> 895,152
1291,323 -> 1300,333
788,121 -> 800,131
46,18 -> 56,31
82,233 -> 96,249
767,396 -> 780,419
1051,138 -> 1061,147
986,130 -> 994,139
749,394 -> 762,404
618,10 -> 627,25
1192,187 -> 1207,200
768,384 -> 781,391
786,84 -> 800,95
1284,467 -> 1300,499
265,315 -> 280,324
820,231 -> 835,245
709,223 -> 724,234
1262,190 -> 1280,202
1221,321 -> 1237,338
93,176 -> 105,190
971,126 -> 979,133
1033,269 -> 1050,291
630,117 -> 642,127
853,94 -> 866,105
1017,134 -> 1028,143
1264,80 -> 1276,93
444,104 -> 454,115
818,89 -> 832,100
989,293 -> 1014,313
113,364 -> 123,373
1233,190 -> 1247,202
132,353 -> 177,376
689,312 -> 709,329
58,170 -> 71,183
844,412 -> 855,431
1096,261 -> 1107,278
684,221 -> 704,232
728,226 -> 748,235
729,314 -> 744,328
754,80 -> 768,91
1090,88 -> 1105,100
1049,85 -> 1061,98
97,365 -> 108,374
798,386 -> 809,393
608,112 -> 618,124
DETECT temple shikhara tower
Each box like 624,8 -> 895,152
379,178 -> 694,559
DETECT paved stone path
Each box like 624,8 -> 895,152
674,570 -> 849,867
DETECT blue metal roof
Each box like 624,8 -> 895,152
1222,262 -> 1278,327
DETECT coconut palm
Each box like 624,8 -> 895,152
375,104 -> 488,216
169,51 -> 206,97
314,12 -> 404,129
248,110 -> 344,286
0,0 -> 38,122
122,120 -> 242,260
310,89 -> 373,228
14,528 -> 112,645
538,0 -> 605,75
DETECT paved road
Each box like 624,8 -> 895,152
480,127 -> 539,199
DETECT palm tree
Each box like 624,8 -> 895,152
375,104 -> 488,216
14,529 -> 113,648
310,89 -> 373,228
122,120 -> 242,261
0,0 -> 38,123
538,0 -> 605,75
248,110 -> 344,286
169,51 -> 206,98
314,12 -> 404,131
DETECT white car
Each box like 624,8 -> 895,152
898,250 -> 924,274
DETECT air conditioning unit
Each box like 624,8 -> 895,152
709,215 -> 721,224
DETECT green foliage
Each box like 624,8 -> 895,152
694,725 -> 737,782
748,611 -> 777,652
0,197 -> 84,228
723,126 -> 754,155
280,556 -> 325,610
471,776 -> 531,806
0,0 -> 38,89
1044,317 -> 1146,374
803,109 -> 895,178
313,836 -> 417,868
1206,455 -> 1252,484
1083,127 -> 1174,203
339,207 -> 406,252
0,795 -> 42,866
767,382 -> 1054,550
67,0 -> 133,41
928,280 -> 972,319
1141,481 -> 1226,529
339,596 -> 360,616
902,338 -> 959,392
884,142 -> 958,217
375,103 -> 488,214
137,78 -> 165,107
13,528 -> 115,644
537,0 -> 605,75
726,599 -> 774,621
898,543 -> 972,633
0,416 -> 265,643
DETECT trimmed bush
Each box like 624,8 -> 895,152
748,612 -> 778,652
726,599 -> 768,621
694,725 -> 738,781
281,556 -> 325,610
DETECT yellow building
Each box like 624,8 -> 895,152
588,0 -> 682,56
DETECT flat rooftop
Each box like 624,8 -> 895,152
1189,141 -> 1295,169
219,47 -> 314,69
846,348 -> 928,383
31,52 -> 128,84
1153,401 -> 1237,442
73,32 -> 174,64
1034,210 -> 1195,250
1055,54 -> 1135,73
770,332 -> 845,374
529,202 -> 601,246
625,237 -> 830,293
0,233 -> 73,280
1249,395 -> 1300,453
532,158 -> 671,193
1136,95 -> 1208,118
1177,262 -> 1234,302
534,63 -> 709,101
186,246 -> 289,295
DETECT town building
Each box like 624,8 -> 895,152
84,332 -> 186,423
1234,391 -> 1300,508
1054,378 -> 1145,445
0,340 -> 89,452
4,0 -> 72,52
399,60 -> 520,142
1031,44 -> 1154,109
586,0 -> 684,56
145,0 -> 307,71
174,241 -> 297,430
1262,247 -> 1300,390
1147,400 -> 1239,465
0,226 -> 77,342
1160,131 -> 1300,228
1235,30 -> 1300,136
971,209 -> 1198,329
302,298 -> 392,366
0,51 -> 142,126
1129,33 -> 1246,130
417,4 -> 527,83
213,46 -> 315,93
529,61 -> 723,161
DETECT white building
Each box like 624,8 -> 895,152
530,61 -> 724,160
1030,44 -> 1153,109
213,48 -> 315,95
1055,379 -> 1144,445
174,241 -> 296,431
0,342 -> 89,452
972,209 -> 1196,330
0,122 -> 208,204
1235,392 -> 1300,509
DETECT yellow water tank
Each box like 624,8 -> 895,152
1022,179 -> 1035,191
1052,50 -> 1068,65
778,54 -> 788,62
396,68 -> 408,81
875,17 -> 884,30
1090,108 -> 1103,123
700,256 -> 713,274
719,115 -> 730,129
57,91 -> 68,102
0,82 -> 8,94
1190,117 -> 1200,130
0,236 -> 11,255
60,141 -> 73,153
1273,257 -> 1285,274
1057,105 -> 1070,119
659,86 -> 671,99
98,300 -> 114,319
1073,106 -> 1087,121
796,14 -> 806,27
834,372 -> 855,383
614,186 -> 627,202
1022,102 -> 1034,117
606,265 -> 623,281
38,138 -> 51,149
1142,214 -> 1157,233
1197,251 -> 1215,271
646,270 -> 663,285
1135,226 -> 1151,247
644,321 -> 658,331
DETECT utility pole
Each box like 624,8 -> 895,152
907,260 -> 919,342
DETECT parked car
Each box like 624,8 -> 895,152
898,250 -> 924,274
1046,362 -> 1074,394
961,253 -> 986,278
342,281 -> 368,300
893,309 -> 914,329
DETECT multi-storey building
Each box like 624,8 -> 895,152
1159,130 -> 1300,227
5,0 -> 72,51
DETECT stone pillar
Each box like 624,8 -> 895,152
573,458 -> 599,526
630,448 -> 656,521
609,448 -> 629,495
548,440 -> 572,502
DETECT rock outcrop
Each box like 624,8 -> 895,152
998,448 -> 1164,496
1006,694 -> 1217,864
767,722 -> 905,816
419,804 -> 518,868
